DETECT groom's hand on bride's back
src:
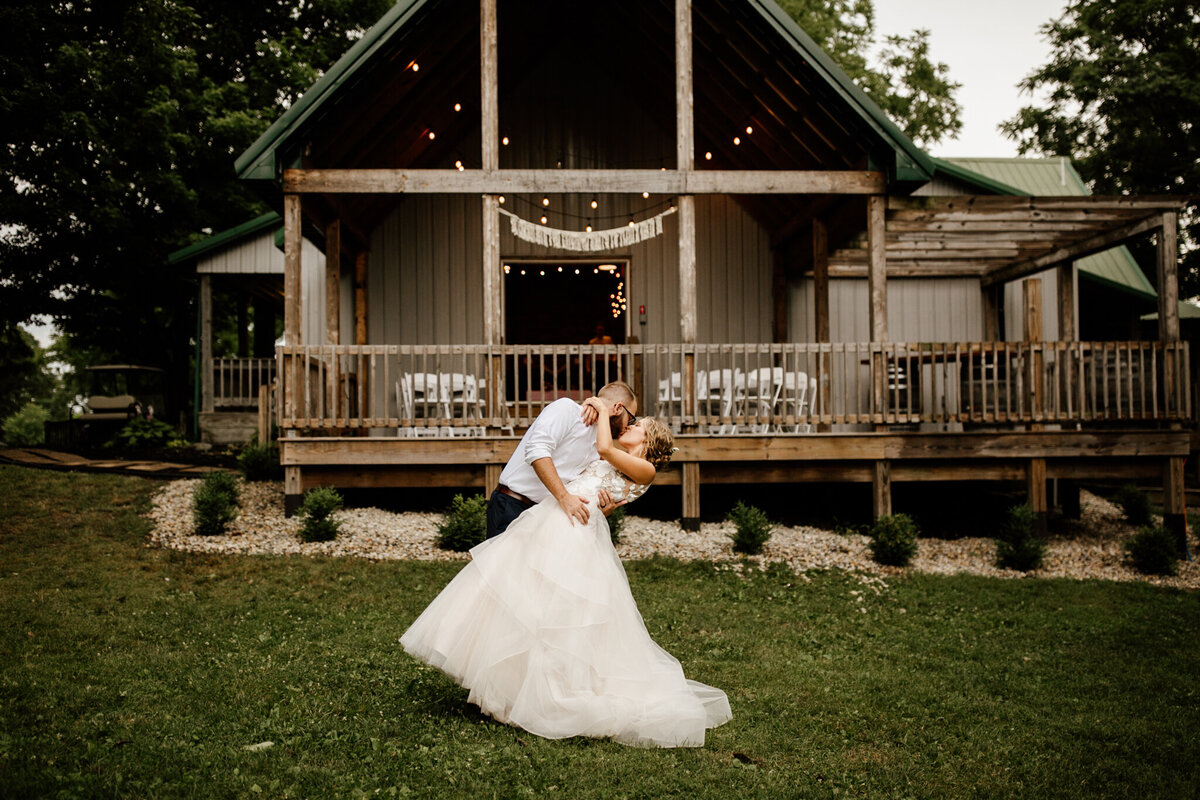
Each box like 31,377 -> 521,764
579,401 -> 600,427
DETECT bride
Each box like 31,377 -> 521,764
400,397 -> 732,748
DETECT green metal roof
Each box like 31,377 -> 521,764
937,157 -> 1156,301
167,212 -> 281,265
235,0 -> 431,180
236,0 -> 932,185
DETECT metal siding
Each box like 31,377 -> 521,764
196,232 -> 284,275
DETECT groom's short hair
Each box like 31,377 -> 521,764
596,381 -> 636,407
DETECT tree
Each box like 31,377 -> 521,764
1001,0 -> 1200,296
776,0 -> 963,148
0,0 -> 392,422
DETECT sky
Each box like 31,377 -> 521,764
873,0 -> 1069,158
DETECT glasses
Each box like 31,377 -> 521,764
617,406 -> 637,427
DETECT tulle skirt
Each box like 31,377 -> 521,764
400,500 -> 731,747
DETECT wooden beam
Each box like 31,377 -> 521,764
890,195 -> 1194,212
813,219 -> 831,432
872,460 -> 891,518
1024,278 -> 1044,426
199,275 -> 213,414
480,0 -> 498,171
1026,457 -> 1048,534
325,220 -> 340,345
982,214 -> 1161,287
1157,211 -> 1180,342
983,284 -> 1000,341
682,461 -> 700,531
867,196 -> 887,341
354,252 -> 368,346
283,195 -> 302,344
1057,261 -> 1076,341
675,0 -> 693,172
280,168 -> 887,196
1163,456 -> 1188,555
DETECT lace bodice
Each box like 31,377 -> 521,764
565,459 -> 649,505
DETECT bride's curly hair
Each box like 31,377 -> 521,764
639,418 -> 675,471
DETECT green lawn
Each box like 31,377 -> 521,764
1,465 -> 1197,799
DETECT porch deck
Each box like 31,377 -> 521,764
273,341 -> 1192,528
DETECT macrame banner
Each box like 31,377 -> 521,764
499,207 -> 676,252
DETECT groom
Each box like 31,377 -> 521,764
485,381 -> 639,539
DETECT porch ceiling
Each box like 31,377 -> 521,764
825,195 -> 1195,281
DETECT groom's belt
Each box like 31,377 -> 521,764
497,485 -> 535,507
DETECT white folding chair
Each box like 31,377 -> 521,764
741,367 -> 784,433
778,371 -> 815,433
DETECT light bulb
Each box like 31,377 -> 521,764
503,265 -> 510,274
453,102 -> 461,111
428,131 -> 436,140
574,268 -> 580,274
591,198 -> 598,209
540,215 -> 548,224
628,219 -> 635,227
520,269 -> 526,276
733,136 -> 740,146
746,125 -> 753,135
642,191 -> 649,198
557,266 -> 563,272
501,136 -> 510,145
585,225 -> 592,233
704,151 -> 712,160
542,197 -> 549,206
498,195 -> 505,204
411,62 -> 419,72
539,270 -> 545,276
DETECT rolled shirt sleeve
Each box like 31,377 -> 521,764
523,398 -> 578,465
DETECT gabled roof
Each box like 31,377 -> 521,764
167,212 -> 280,265
235,0 -> 932,186
935,157 -> 1156,301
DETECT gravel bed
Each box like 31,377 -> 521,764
146,480 -> 1200,590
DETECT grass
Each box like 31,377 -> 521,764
2,465 -> 1199,799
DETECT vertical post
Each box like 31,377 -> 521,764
867,195 -> 887,428
237,295 -> 249,358
1057,261 -> 1076,342
325,220 -> 341,344
1024,278 -> 1044,427
1157,213 -> 1186,553
772,249 -> 787,344
199,274 -> 213,415
682,461 -> 700,532
982,285 -> 1000,341
481,0 -> 502,429
872,460 -> 891,519
354,252 -> 368,346
676,0 -> 699,531
1026,458 -> 1048,536
813,218 -> 831,431
485,463 -> 502,497
283,194 -> 302,514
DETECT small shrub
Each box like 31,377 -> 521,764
192,471 -> 240,536
436,493 -> 488,552
1125,525 -> 1179,576
995,504 -> 1046,572
868,513 -> 919,567
109,416 -> 185,449
297,487 -> 344,543
238,441 -> 282,482
726,501 -> 774,555
1113,484 -> 1154,526
2,402 -> 49,446
608,505 -> 628,544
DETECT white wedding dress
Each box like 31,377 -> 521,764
400,459 -> 732,747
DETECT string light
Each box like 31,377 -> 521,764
557,266 -> 563,272
409,61 -> 419,72
540,214 -> 548,224
428,131 -> 436,140
454,159 -> 464,170
503,265 -> 511,274
704,151 -> 712,160
520,269 -> 526,276
501,136 -> 510,145
539,270 -> 545,276
542,197 -> 550,206
574,268 -> 580,274
591,197 -> 598,209
733,136 -> 741,146
628,218 -> 636,227
642,191 -> 649,198
585,223 -> 592,232
745,124 -> 753,135
498,195 -> 505,204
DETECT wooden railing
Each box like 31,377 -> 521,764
275,341 -> 1191,434
211,358 -> 277,409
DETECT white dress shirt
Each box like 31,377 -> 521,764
498,398 -> 598,503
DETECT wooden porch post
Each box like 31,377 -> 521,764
982,285 -> 1000,341
354,252 -> 368,346
1056,260 -> 1080,516
1024,278 -> 1044,428
1026,458 -> 1048,536
325,220 -> 341,344
283,193 -> 303,516
813,218 -> 831,432
199,274 -> 213,415
1157,211 -> 1187,552
481,0 -> 502,435
867,195 -> 891,518
677,0 -> 700,531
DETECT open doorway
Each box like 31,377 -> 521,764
503,259 -> 630,398
503,259 -> 629,345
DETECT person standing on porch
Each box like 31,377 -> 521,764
485,381 -> 638,539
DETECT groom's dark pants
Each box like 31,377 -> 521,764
485,487 -> 535,539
